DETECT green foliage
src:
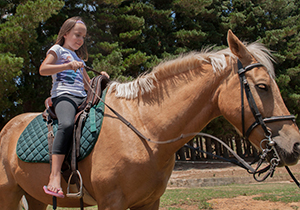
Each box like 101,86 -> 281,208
0,53 -> 22,110
92,50 -> 126,79
0,0 -> 63,126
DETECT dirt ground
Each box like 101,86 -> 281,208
164,161 -> 300,210
208,195 -> 300,210
169,161 -> 300,183
161,199 -> 300,210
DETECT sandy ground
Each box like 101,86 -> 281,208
208,195 -> 300,210
168,161 -> 300,188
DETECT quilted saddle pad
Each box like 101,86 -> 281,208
16,90 -> 106,163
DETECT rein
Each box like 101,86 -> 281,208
83,64 -> 300,188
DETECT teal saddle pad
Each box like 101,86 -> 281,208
16,90 -> 106,163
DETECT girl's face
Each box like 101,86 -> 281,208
63,23 -> 87,51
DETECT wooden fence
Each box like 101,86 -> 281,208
176,134 -> 259,161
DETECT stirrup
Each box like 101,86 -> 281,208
66,170 -> 83,198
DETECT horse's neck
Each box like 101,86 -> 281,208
137,66 -> 224,150
105,65 -> 229,169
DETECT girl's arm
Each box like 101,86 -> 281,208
39,51 -> 83,76
100,71 -> 110,79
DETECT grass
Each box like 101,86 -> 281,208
46,182 -> 300,209
160,182 -> 300,209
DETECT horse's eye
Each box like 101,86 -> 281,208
256,83 -> 268,91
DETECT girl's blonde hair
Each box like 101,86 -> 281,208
56,16 -> 88,61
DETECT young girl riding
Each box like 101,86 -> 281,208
39,16 -> 109,198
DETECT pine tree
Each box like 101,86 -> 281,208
86,0 -> 232,80
0,0 -> 64,127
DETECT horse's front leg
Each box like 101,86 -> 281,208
23,193 -> 48,210
0,184 -> 24,210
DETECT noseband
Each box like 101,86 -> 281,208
237,59 -> 296,181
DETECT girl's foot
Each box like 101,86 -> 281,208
44,173 -> 64,198
43,185 -> 64,198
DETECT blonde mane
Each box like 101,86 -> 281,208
107,42 -> 275,99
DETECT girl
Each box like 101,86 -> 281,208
40,16 -> 109,198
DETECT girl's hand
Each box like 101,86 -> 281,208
100,71 -> 110,79
69,61 -> 84,72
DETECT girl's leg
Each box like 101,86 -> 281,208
45,94 -> 85,194
46,154 -> 65,194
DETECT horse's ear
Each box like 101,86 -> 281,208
227,30 -> 253,65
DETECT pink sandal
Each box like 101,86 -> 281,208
43,185 -> 65,198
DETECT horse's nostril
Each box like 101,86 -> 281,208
293,142 -> 300,153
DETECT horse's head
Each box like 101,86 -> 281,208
218,30 -> 300,166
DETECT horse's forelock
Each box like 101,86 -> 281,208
108,42 -> 275,99
246,42 -> 275,78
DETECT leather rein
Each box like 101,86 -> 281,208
83,61 -> 300,187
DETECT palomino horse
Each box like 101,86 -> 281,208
1,30 -> 300,210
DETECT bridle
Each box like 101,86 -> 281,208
83,60 -> 300,186
237,59 -> 297,182
183,60 -> 299,185
237,59 -> 295,140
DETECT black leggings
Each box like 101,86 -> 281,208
52,94 -> 85,155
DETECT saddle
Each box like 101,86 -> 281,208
42,75 -> 110,206
42,75 -> 110,120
